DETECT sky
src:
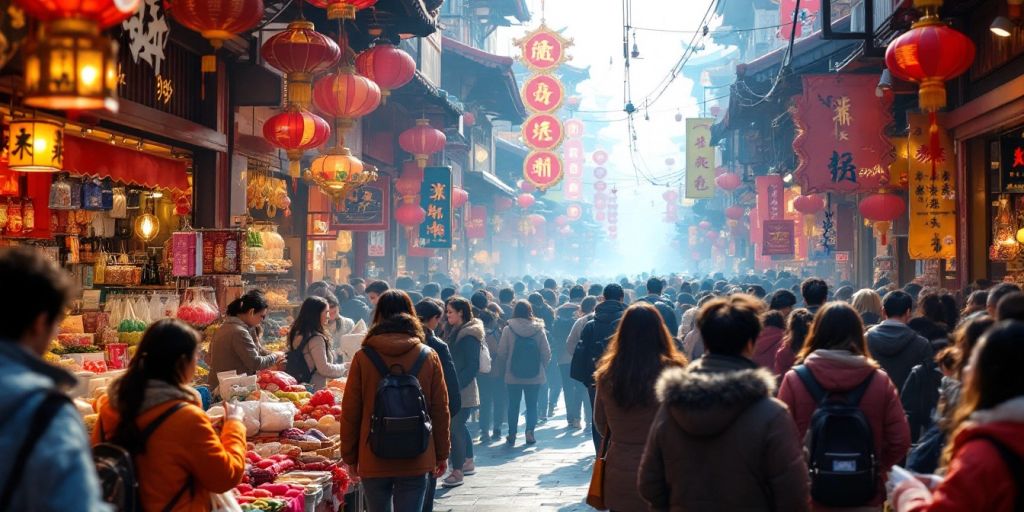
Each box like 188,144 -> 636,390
494,0 -> 722,276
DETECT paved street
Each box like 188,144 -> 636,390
433,407 -> 596,512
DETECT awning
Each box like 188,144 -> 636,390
391,71 -> 464,123
442,37 -> 527,123
64,136 -> 190,192
465,169 -> 516,197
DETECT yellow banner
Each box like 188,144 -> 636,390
685,118 -> 715,198
907,113 -> 956,260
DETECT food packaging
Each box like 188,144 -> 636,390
105,343 -> 129,370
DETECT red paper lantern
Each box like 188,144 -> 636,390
452,187 -> 469,208
715,172 -> 742,191
519,180 -> 537,193
793,194 -> 825,214
528,214 -> 546,227
399,118 -> 446,168
517,193 -> 536,209
305,0 -> 377,19
166,0 -> 264,69
698,220 -> 711,230
594,181 -> 608,192
395,174 -> 421,199
662,190 -> 678,203
495,196 -> 514,212
312,67 -> 381,134
262,107 -> 331,178
463,112 -> 476,127
705,230 -> 720,241
725,205 -> 744,220
859,192 -> 906,245
885,13 -> 974,114
395,203 -> 426,227
17,0 -> 141,28
356,43 -> 416,101
262,20 -> 341,108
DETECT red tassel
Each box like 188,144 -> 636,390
882,232 -> 888,246
929,111 -> 940,181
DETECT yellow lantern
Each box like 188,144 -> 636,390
8,119 -> 64,172
306,147 -> 378,202
23,20 -> 119,113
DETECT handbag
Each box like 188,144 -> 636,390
586,427 -> 611,510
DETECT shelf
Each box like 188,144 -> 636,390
242,272 -> 294,278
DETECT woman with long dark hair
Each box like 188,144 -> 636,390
93,319 -> 247,510
497,300 -> 551,448
773,308 -> 813,376
287,296 -> 344,389
441,297 -> 483,488
892,320 -> 1024,511
209,290 -> 283,392
593,303 -> 687,512
778,303 -> 910,510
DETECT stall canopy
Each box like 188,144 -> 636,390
64,136 -> 190,192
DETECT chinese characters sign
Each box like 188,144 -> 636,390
909,113 -> 956,259
522,114 -> 564,151
467,205 -> 487,239
762,220 -> 795,256
685,118 -> 715,199
522,74 -> 564,113
419,166 -> 452,248
331,176 -> 390,231
756,175 -> 785,221
1001,131 -> 1024,193
793,74 -> 894,193
516,24 -> 572,73
524,151 -> 563,190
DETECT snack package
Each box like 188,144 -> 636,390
220,373 -> 258,402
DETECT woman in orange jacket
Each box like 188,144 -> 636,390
93,319 -> 248,511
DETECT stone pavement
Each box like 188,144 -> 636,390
433,407 -> 597,512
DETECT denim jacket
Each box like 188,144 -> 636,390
0,342 -> 111,511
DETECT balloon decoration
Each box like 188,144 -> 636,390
399,118 -> 446,168
715,172 -> 741,192
166,0 -> 265,72
262,106 -> 331,179
261,20 -> 341,108
356,42 -> 417,102
859,192 -> 906,245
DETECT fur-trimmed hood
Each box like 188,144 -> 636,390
362,313 -> 425,357
449,317 -> 486,346
656,354 -> 777,436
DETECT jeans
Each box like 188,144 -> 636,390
507,384 -> 540,438
450,407 -> 473,470
362,474 -> 428,512
588,385 -> 603,454
538,361 -> 562,417
422,475 -> 437,512
559,364 -> 589,423
478,374 -> 507,435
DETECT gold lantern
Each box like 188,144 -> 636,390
306,147 -> 378,203
8,119 -> 64,172
23,20 -> 119,113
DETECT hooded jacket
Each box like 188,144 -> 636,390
867,320 -> 934,392
638,354 -> 810,512
497,318 -> 552,385
639,295 -> 680,337
208,316 -> 277,392
340,314 -> 450,478
94,379 -> 247,511
424,330 -> 461,417
777,350 -> 911,508
752,326 -> 785,372
447,318 -> 484,408
551,303 -> 581,365
576,300 -> 628,386
895,396 -> 1024,512
0,343 -> 111,512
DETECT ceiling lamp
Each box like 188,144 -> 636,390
262,20 -> 341,109
306,146 -> 377,203
991,15 -> 1014,37
22,20 -> 119,112
134,197 -> 160,242
8,119 -> 64,173
356,41 -> 416,102
262,106 -> 331,178
166,0 -> 264,72
399,118 -> 446,168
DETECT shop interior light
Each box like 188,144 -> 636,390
135,196 -> 161,242
7,119 -> 64,173
23,19 -> 119,113
991,15 -> 1014,37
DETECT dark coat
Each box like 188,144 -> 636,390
867,321 -> 934,392
425,330 -> 461,417
446,319 -> 483,408
575,300 -> 628,386
638,354 -> 810,512
340,297 -> 371,325
594,378 -> 660,512
901,360 -> 943,444
638,295 -> 680,338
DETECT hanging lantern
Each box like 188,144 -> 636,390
16,0 -> 141,28
395,172 -> 421,202
307,147 -> 377,202
593,167 -> 608,179
594,181 -> 607,192
528,214 -> 546,228
262,20 -> 342,109
399,118 -> 446,168
566,203 -> 582,221
263,107 -> 331,178
356,42 -> 416,101
395,203 -> 426,227
463,112 -> 476,127
452,187 -> 469,209
793,194 -> 825,237
305,0 -> 378,20
312,66 -> 381,137
859,192 -> 906,246
517,193 -> 535,209
592,150 -> 608,165
705,230 -> 720,241
698,220 -> 711,231
166,0 -> 264,72
134,196 -> 160,242
662,189 -> 678,203
715,172 -> 742,192
991,195 -> 1020,261
23,20 -> 120,112
725,205 -> 744,220
519,180 -> 537,193
8,119 -> 64,173
495,196 -> 514,212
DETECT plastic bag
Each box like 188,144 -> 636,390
220,373 -> 258,402
237,401 -> 261,437
210,491 -> 243,512
259,401 -> 297,432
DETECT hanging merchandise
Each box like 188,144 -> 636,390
22,198 -> 34,232
82,179 -> 105,210
6,198 -> 22,235
176,287 -> 220,328
111,187 -> 127,218
49,175 -> 73,209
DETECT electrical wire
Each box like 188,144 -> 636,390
735,0 -> 802,108
632,21 -> 794,35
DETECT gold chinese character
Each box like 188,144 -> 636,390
430,183 -> 447,201
530,40 -> 554,62
833,96 -> 853,126
532,156 -> 552,178
156,74 -> 174,105
427,204 -> 443,220
531,121 -> 553,142
533,82 -> 553,105
427,221 -> 446,238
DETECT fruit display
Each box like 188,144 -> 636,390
243,223 -> 291,274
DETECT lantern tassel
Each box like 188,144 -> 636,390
929,111 -> 940,181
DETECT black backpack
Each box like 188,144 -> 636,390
364,345 -> 434,459
94,401 -> 192,512
795,365 -> 877,507
510,332 -> 542,379
285,334 -> 317,383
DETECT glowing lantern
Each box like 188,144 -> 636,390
8,119 -> 63,173
166,0 -> 264,72
859,192 -> 906,245
698,220 -> 711,231
263,107 -> 331,178
592,150 -> 608,165
517,193 -> 535,209
16,0 -> 140,28
305,0 -> 377,19
23,20 -> 120,112
262,20 -> 342,109
312,66 -> 381,136
336,230 -> 353,252
399,118 -> 446,168
395,203 -> 426,227
306,147 -> 377,202
356,42 -> 416,101
715,172 -> 742,192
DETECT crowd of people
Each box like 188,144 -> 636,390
2,243 -> 1024,511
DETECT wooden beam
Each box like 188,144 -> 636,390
92,99 -> 229,153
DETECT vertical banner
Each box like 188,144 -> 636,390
756,175 -> 785,220
466,205 -> 487,239
368,231 -> 387,257
762,220 -> 795,255
685,118 -> 715,198
908,113 -> 957,259
419,166 -> 453,248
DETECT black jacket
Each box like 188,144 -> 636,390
572,300 -> 628,386
638,295 -> 679,337
425,330 -> 461,417
341,297 -> 371,325
866,321 -> 933,392
900,361 -> 942,444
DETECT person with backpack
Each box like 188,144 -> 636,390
93,319 -> 247,511
572,284 -> 628,452
553,287 -> 584,429
340,305 -> 450,512
476,306 -> 506,443
497,300 -> 552,447
286,297 -> 345,390
593,303 -> 688,512
637,277 -> 679,337
529,292 -> 558,422
777,302 -> 910,510
0,247 -> 110,511
442,297 -> 484,488
891,320 -> 1024,512
638,294 -> 810,512
209,290 -> 285,393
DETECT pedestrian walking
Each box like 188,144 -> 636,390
571,284 -> 628,452
498,300 -> 552,447
442,297 -> 483,487
867,291 -> 933,392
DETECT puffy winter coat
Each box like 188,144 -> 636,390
866,320 -> 933,392
594,378 -> 660,512
208,316 -> 277,392
753,326 -> 785,371
446,318 -> 484,408
777,349 -> 912,508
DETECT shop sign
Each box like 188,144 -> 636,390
762,219 -> 795,255
522,114 -> 564,151
515,24 -> 573,73
368,231 -> 386,257
909,113 -> 956,259
793,74 -> 894,193
523,151 -> 563,190
408,236 -> 433,257
419,166 -> 452,248
331,176 -> 390,232
778,0 -> 820,39
1001,132 -> 1024,193
467,205 -> 487,239
685,118 -> 715,198
835,251 -> 850,263
564,119 -> 585,139
522,74 -> 565,113
756,175 -> 785,220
